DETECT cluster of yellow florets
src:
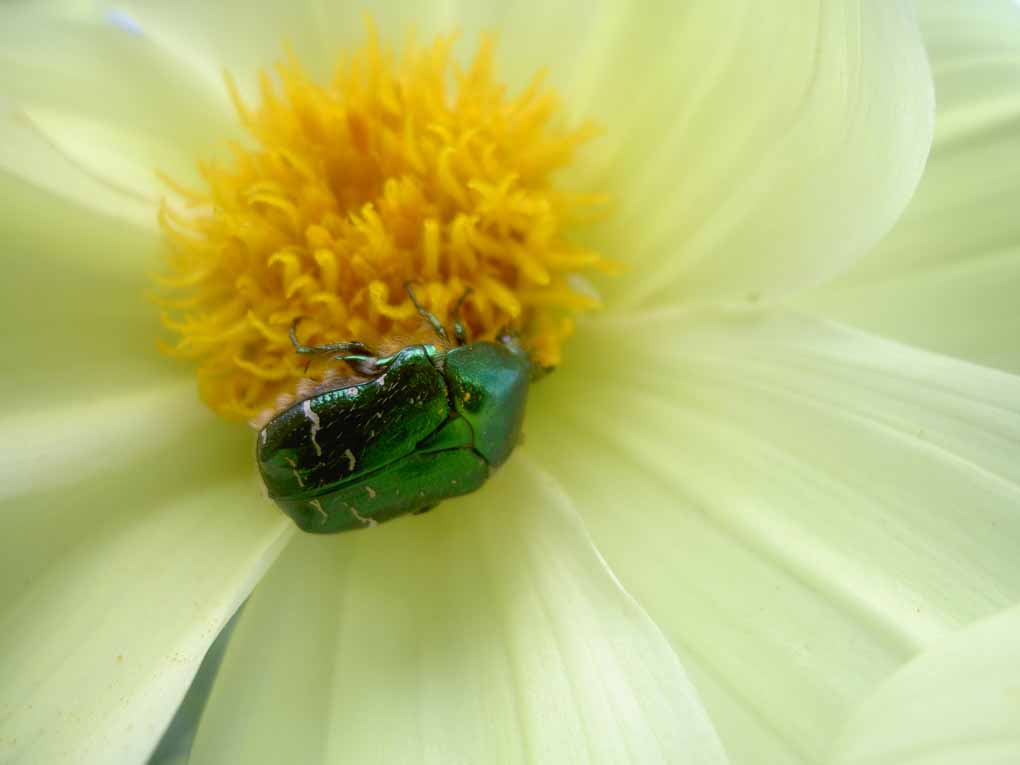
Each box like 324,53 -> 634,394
157,25 -> 612,421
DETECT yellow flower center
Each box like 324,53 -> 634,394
156,26 -> 612,422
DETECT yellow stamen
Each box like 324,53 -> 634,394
156,24 -> 612,421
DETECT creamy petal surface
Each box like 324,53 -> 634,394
830,601 -> 1020,765
0,441 -> 291,763
800,0 -> 1020,375
0,6 -> 235,226
187,455 -> 727,765
0,165 -> 294,760
0,175 -> 173,412
589,1 -> 933,309
527,310 -> 1020,764
0,3 -> 1007,764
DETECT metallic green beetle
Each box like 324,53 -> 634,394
256,287 -> 532,533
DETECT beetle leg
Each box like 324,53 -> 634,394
289,318 -> 374,357
404,282 -> 449,343
450,287 -> 473,346
335,353 -> 394,377
366,352 -> 403,370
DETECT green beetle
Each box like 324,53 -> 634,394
256,286 -> 532,533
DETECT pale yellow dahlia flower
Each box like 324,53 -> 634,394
2,2 -> 1019,764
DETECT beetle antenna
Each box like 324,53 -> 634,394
404,281 -> 449,343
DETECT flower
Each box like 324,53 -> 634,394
1,2 -> 1019,764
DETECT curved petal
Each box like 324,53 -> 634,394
188,455 -> 728,765
799,0 -> 1020,375
525,309 -> 1020,764
586,1 -> 933,309
0,4 -> 235,225
0,381 -> 201,504
0,173 -> 179,414
830,601 -> 1020,765
148,605 -> 244,765
0,126 -> 292,762
0,404 -> 292,763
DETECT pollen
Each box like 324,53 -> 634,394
156,25 -> 613,421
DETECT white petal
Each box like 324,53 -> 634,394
116,0 -> 628,95
0,417 -> 292,763
116,0 -> 340,93
148,603 -> 242,765
0,5 -> 235,225
0,380 -> 201,503
587,2 -> 933,309
1,147 -> 291,761
830,601 -> 1020,765
0,98 -> 154,228
188,455 -> 728,765
0,173 -> 175,412
799,0 -> 1020,375
525,309 -> 1020,764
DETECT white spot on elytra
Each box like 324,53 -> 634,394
303,400 -> 322,457
309,499 -> 327,524
284,457 -> 305,488
366,486 -> 377,499
344,448 -> 356,472
349,505 -> 379,528
260,429 -> 267,446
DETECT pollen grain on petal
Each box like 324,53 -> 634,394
155,26 -> 611,421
